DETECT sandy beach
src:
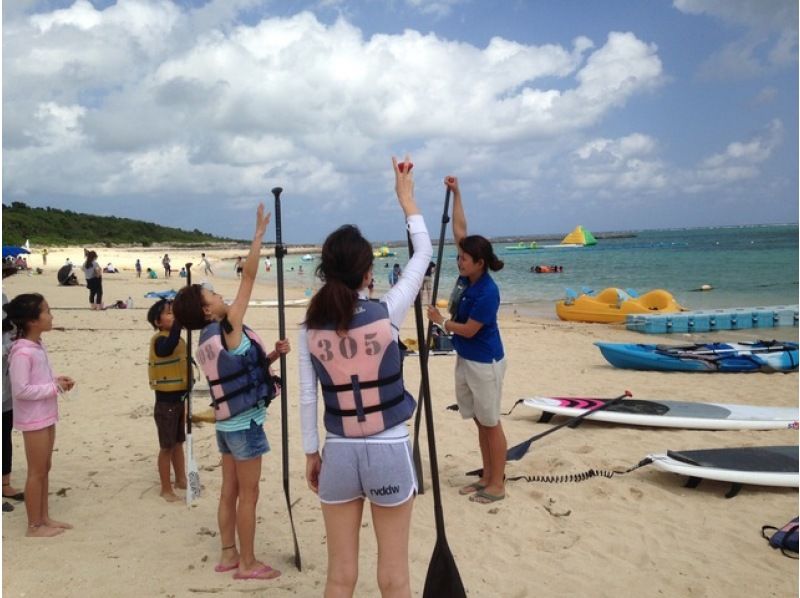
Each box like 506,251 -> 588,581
2,246 -> 798,598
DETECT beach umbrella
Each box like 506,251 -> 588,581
272,186 -> 302,571
2,246 -> 30,259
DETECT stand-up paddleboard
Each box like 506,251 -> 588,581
523,397 -> 799,431
648,446 -> 798,497
595,341 -> 799,372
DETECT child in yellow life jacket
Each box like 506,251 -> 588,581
147,299 -> 188,502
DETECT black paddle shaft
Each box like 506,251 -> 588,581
412,186 -> 452,493
185,263 -> 194,434
271,186 -> 302,571
407,230 -> 466,598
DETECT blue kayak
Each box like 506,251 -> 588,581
595,341 -> 799,372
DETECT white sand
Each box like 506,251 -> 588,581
2,248 -> 797,597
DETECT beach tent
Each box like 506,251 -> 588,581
2,246 -> 30,259
560,225 -> 597,246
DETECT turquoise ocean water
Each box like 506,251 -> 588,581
277,224 -> 798,320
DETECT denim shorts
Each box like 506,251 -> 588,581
215,419 -> 270,461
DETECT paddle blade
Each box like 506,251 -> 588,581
423,536 -> 467,598
185,434 -> 201,505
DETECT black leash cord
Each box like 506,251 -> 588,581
507,458 -> 653,485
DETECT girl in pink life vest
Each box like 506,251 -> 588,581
172,204 -> 289,582
6,293 -> 75,537
298,156 -> 432,597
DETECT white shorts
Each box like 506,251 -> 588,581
455,356 -> 507,426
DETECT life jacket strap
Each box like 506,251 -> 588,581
208,367 -> 250,386
320,371 -> 402,393
325,392 -> 405,418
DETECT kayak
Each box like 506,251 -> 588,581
595,340 -> 799,372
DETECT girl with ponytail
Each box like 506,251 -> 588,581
427,176 -> 509,505
298,156 -> 432,597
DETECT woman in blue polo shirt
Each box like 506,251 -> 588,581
427,175 -> 507,504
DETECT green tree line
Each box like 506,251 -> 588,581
2,202 -> 242,247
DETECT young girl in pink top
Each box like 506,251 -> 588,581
6,293 -> 75,537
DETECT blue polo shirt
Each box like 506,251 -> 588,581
451,273 -> 504,364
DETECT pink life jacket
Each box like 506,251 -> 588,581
307,299 -> 415,437
196,322 -> 278,421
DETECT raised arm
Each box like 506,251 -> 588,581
225,203 -> 271,335
445,176 -> 467,244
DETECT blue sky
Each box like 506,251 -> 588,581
2,0 -> 797,243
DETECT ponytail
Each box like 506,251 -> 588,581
304,225 -> 373,333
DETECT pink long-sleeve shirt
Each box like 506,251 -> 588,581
9,338 -> 60,431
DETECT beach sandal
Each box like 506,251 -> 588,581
469,489 -> 505,504
2,485 -> 25,501
214,562 -> 239,573
233,564 -> 281,581
458,482 -> 486,496
2,501 -> 13,512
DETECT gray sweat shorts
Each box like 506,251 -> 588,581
318,437 -> 417,507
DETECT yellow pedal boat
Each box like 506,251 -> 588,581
556,288 -> 684,323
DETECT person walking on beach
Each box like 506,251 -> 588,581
82,250 -> 103,310
135,259 -> 142,278
173,204 -> 288,582
264,256 -> 271,273
200,253 -> 214,276
162,254 -> 172,278
146,299 -> 188,502
41,248 -> 48,266
6,293 -> 76,536
423,261 -> 435,303
427,176 -> 508,504
299,156 -> 431,597
235,257 -> 243,279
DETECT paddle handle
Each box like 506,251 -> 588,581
185,262 -> 194,434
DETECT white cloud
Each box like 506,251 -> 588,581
3,4 -> 664,211
684,119 -> 783,191
673,0 -> 798,78
570,133 -> 667,192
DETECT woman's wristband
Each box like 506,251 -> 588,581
440,317 -> 450,332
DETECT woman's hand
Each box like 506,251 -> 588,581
274,339 -> 291,355
427,305 -> 445,326
305,452 -> 322,494
254,203 -> 271,239
444,175 -> 460,194
392,155 -> 419,215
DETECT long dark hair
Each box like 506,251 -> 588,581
84,250 -> 98,270
172,284 -> 209,331
305,225 -> 373,333
5,293 -> 46,338
459,235 -> 504,273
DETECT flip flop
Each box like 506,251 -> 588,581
214,562 -> 239,573
458,482 -> 486,496
469,489 -> 505,504
2,501 -> 13,512
2,491 -> 24,502
233,564 -> 281,580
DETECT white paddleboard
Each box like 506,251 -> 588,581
648,446 -> 798,488
523,397 -> 799,431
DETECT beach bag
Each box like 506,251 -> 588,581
762,517 -> 799,558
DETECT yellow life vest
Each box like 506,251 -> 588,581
148,331 -> 188,392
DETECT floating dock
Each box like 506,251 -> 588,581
626,305 -> 799,334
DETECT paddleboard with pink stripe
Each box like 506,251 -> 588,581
523,397 -> 798,431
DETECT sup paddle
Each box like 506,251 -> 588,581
406,231 -> 466,598
184,263 -> 201,505
272,186 -> 302,571
412,182 -> 452,494
466,390 -> 633,477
